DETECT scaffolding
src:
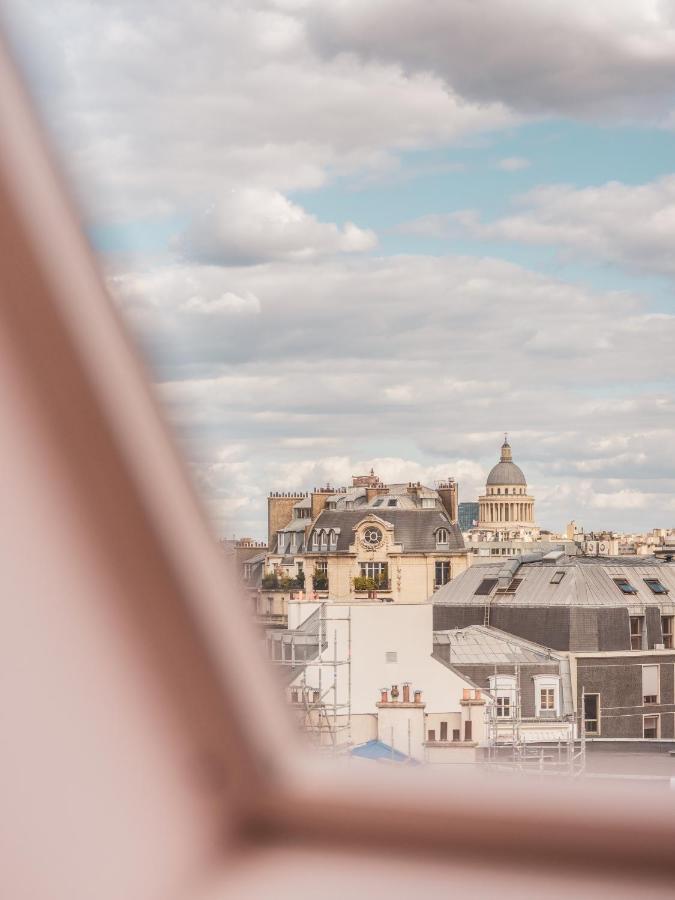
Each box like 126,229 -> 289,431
483,664 -> 586,777
270,603 -> 353,752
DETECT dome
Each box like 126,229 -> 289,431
486,461 -> 526,486
486,438 -> 527,486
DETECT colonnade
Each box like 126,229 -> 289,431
478,499 -> 534,525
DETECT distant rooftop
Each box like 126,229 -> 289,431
433,553 -> 675,609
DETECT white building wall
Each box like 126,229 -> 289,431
289,602 -> 479,716
377,704 -> 425,760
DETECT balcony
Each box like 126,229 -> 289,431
261,574 -> 304,591
353,576 -> 391,597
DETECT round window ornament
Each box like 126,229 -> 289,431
363,526 -> 383,547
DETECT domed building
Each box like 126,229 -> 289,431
476,437 -> 539,540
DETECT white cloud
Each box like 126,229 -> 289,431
590,489 -> 651,510
307,1 -> 675,121
2,1 -> 514,222
181,291 -> 261,316
4,1 -> 674,538
110,254 -> 675,535
176,188 -> 376,264
496,157 -> 531,171
454,174 -> 675,276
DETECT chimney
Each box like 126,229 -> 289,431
402,683 -> 410,703
437,478 -> 458,523
267,492 -> 300,548
311,485 -> 338,519
366,485 -> 388,503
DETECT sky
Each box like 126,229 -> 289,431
3,0 -> 675,538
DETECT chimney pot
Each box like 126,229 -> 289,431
390,684 -> 400,700
380,688 -> 388,703
462,688 -> 471,700
414,690 -> 422,703
474,689 -> 481,701
402,683 -> 410,703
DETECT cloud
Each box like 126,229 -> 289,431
176,188 -> 376,264
2,1 -> 514,223
110,253 -> 675,535
496,157 -> 531,171
307,1 -> 675,121
453,174 -> 675,276
5,1 -> 674,539
181,291 -> 261,316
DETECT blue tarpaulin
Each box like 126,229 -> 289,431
350,740 -> 418,763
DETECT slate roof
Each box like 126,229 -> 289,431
243,550 -> 266,566
307,509 -> 464,553
433,555 -> 675,610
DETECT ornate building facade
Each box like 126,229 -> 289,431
257,471 -> 469,623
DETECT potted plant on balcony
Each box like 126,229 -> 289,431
353,575 -> 377,592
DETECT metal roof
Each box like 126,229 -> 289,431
434,625 -> 562,664
433,556 -> 675,610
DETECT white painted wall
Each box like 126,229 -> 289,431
377,704 -> 425,759
289,602 -> 478,716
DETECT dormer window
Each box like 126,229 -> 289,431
320,530 -> 328,550
436,527 -> 449,546
329,529 -> 338,550
312,530 -> 319,550
489,674 -> 516,718
277,532 -> 285,554
533,675 -> 561,718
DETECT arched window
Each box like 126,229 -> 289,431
436,527 -> 449,546
329,529 -> 337,550
320,529 -> 327,550
311,530 -> 319,550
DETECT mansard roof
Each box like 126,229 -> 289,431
308,509 -> 464,553
433,554 -> 675,610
